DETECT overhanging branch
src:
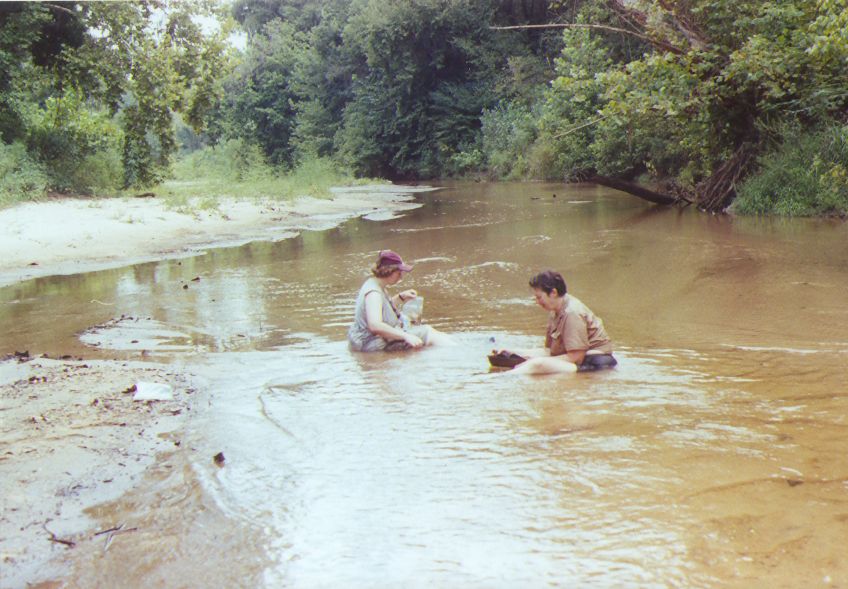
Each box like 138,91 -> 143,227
489,23 -> 684,55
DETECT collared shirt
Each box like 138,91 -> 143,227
545,294 -> 613,356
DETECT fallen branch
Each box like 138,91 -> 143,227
43,523 -> 76,548
590,175 -> 679,206
45,3 -> 77,16
96,522 -> 138,552
94,523 -> 125,537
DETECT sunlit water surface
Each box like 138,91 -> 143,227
2,182 -> 848,588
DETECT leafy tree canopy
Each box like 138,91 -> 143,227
1,0 -> 232,190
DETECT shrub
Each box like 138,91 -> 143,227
0,142 -> 48,207
733,123 -> 848,216
279,156 -> 353,199
164,143 -> 358,203
172,138 -> 273,183
479,101 -> 538,179
68,147 -> 124,196
25,89 -> 123,194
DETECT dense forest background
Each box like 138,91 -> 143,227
1,0 -> 847,215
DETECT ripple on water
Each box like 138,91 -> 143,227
184,336 -> 710,586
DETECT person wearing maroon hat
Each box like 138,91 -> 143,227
348,250 -> 449,352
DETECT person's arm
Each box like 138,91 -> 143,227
494,347 -> 548,358
364,291 -> 423,348
391,289 -> 418,307
560,349 -> 586,365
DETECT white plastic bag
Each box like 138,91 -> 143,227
402,296 -> 424,324
133,381 -> 174,401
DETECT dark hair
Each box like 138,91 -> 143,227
529,270 -> 567,296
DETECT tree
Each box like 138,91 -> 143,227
336,0 -> 524,178
216,20 -> 307,167
537,0 -> 848,210
0,1 -> 232,190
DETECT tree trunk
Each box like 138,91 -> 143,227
590,175 -> 680,206
696,144 -> 756,212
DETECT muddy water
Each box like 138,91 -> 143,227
3,182 -> 848,587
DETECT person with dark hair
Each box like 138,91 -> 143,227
500,270 -> 616,374
348,250 -> 450,352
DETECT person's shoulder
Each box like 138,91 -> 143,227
358,277 -> 382,296
563,294 -> 583,312
563,294 -> 593,318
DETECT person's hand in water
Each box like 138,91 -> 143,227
492,349 -> 526,358
404,332 -> 424,348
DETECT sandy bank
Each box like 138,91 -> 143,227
0,354 -> 200,587
0,184 -> 432,289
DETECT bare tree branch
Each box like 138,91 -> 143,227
489,23 -> 685,55
44,3 -> 77,17
656,0 -> 709,50
551,116 -> 605,139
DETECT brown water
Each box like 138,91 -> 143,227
3,182 -> 848,587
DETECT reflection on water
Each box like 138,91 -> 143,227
2,182 -> 848,587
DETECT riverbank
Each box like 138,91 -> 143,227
0,185 -> 430,588
0,185 -> 431,289
0,354 -> 202,587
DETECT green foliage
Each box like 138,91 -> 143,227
165,140 -> 357,202
0,3 -> 52,143
25,88 -> 124,194
217,19 -> 307,167
282,156 -> 356,199
532,0 -> 848,211
478,101 -> 538,179
334,0 -> 510,178
1,1 -> 232,193
4,0 -> 847,217
222,0 -> 547,179
733,123 -> 848,216
537,28 -> 614,180
71,148 -> 124,196
113,3 -> 233,188
0,142 -> 48,207
172,138 -> 273,183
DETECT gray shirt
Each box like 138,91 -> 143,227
348,277 -> 403,352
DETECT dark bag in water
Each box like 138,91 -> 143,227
488,351 -> 527,368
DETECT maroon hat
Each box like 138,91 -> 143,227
377,250 -> 413,272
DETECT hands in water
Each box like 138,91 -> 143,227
404,332 -> 424,348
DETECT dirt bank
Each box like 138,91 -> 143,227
0,354 -> 200,588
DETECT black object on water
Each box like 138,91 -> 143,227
576,354 -> 617,372
488,351 -> 527,368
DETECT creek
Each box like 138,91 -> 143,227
3,182 -> 848,587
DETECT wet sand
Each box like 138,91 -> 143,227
0,355 -> 199,587
0,185 -> 429,588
